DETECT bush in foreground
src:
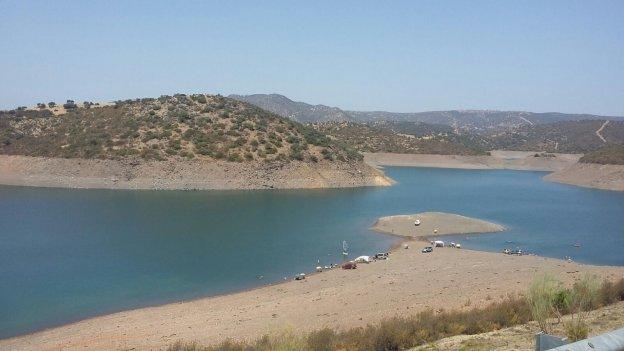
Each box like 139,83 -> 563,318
167,277 -> 624,350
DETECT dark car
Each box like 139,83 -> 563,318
421,246 -> 433,253
373,252 -> 389,260
341,261 -> 357,269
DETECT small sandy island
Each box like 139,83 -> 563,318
371,212 -> 506,239
2,212 -> 622,351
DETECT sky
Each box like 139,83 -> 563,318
1,0 -> 623,116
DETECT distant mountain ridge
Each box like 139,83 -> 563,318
230,93 -> 622,132
229,94 -> 353,123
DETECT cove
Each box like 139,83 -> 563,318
1,166 -> 623,339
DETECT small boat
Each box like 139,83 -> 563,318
573,242 -> 581,248
341,240 -> 349,256
414,219 -> 421,226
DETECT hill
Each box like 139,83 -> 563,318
229,94 -> 353,123
314,121 -> 489,156
1,94 -> 361,163
0,94 -> 391,190
229,94 -> 622,132
486,120 -> 624,153
579,144 -> 624,165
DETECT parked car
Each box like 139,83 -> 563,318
294,273 -> 306,280
373,252 -> 389,260
421,246 -> 433,253
342,261 -> 357,269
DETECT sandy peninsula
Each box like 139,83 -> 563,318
544,162 -> 624,191
2,213 -> 622,351
371,212 -> 506,239
0,155 -> 392,190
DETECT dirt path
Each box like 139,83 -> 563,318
595,120 -> 610,143
518,116 -> 534,125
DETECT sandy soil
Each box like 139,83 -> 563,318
412,301 -> 624,351
0,155 -> 392,190
371,212 -> 506,239
364,151 -> 581,172
545,163 -> 624,192
2,213 -> 622,351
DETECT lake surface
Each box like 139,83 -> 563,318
1,167 -> 623,338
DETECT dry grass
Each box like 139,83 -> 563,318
167,278 -> 624,351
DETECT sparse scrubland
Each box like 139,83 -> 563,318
0,95 -> 394,190
314,121 -> 489,156
579,144 -> 624,165
0,94 -> 360,163
168,277 -> 624,351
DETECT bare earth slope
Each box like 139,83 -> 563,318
0,154 -> 391,190
364,151 -> 581,172
2,213 -> 622,351
544,163 -> 624,192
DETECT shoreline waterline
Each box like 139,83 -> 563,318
2,166 -> 624,348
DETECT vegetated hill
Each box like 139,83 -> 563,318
229,94 -> 622,132
486,120 -> 624,153
0,94 -> 361,163
579,144 -> 624,165
314,121 -> 489,156
229,94 -> 353,123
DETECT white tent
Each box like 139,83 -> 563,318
354,255 -> 371,263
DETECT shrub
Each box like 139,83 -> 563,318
63,100 -> 77,109
565,319 -> 589,342
564,274 -> 600,341
527,273 -> 564,332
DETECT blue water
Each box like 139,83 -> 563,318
1,167 -> 623,338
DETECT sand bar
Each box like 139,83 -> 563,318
371,212 -> 506,239
2,213 -> 622,351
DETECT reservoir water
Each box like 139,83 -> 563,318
1,167 -> 623,338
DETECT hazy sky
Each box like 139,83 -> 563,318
1,0 -> 623,115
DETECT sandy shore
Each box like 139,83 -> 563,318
2,213 -> 622,351
371,212 -> 506,239
545,163 -> 624,191
0,155 -> 392,190
364,151 -> 581,172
